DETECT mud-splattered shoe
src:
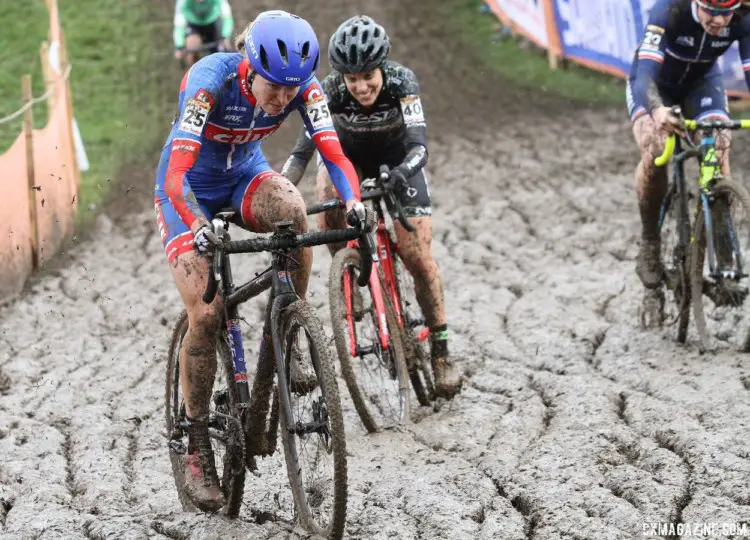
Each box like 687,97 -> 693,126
184,422 -> 225,512
432,356 -> 461,399
635,238 -> 664,289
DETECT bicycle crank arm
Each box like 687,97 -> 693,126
168,439 -> 187,455
356,344 -> 376,356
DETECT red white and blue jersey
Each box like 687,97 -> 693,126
160,52 -> 359,229
629,0 -> 750,118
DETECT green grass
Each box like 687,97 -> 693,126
0,0 -> 173,220
0,2 -> 50,137
444,0 -> 625,106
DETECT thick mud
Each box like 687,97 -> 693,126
3,0 -> 750,539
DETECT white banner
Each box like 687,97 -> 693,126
554,0 -> 641,73
490,0 -> 548,47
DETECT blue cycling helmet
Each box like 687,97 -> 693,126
244,11 -> 320,86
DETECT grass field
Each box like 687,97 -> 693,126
0,0 -> 174,219
443,0 -> 626,106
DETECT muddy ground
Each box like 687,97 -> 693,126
2,0 -> 750,539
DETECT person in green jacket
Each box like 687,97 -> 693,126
173,0 -> 234,67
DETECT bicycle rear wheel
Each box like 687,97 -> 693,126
165,311 -> 246,516
393,254 -> 435,405
329,248 -> 411,433
276,299 -> 347,540
691,178 -> 750,352
658,182 -> 691,343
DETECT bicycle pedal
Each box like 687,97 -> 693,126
168,439 -> 187,455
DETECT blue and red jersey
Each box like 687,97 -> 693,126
160,52 -> 359,229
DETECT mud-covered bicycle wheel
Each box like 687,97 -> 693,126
164,310 -> 246,517
690,178 -> 750,352
276,299 -> 348,540
329,248 -> 411,432
658,182 -> 691,343
393,254 -> 435,405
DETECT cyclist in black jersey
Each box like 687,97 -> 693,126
628,0 -> 750,314
283,15 -> 461,398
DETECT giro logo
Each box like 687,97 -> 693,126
247,38 -> 258,59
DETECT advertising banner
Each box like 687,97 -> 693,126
486,0 -> 549,47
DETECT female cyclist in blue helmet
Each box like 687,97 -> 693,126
154,10 -> 364,512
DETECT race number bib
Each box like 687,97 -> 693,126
305,97 -> 333,131
400,96 -> 425,127
179,98 -> 211,136
641,25 -> 664,51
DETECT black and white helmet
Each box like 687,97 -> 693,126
328,15 -> 390,73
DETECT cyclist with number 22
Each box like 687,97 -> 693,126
283,15 -> 461,399
154,10 -> 367,512
627,0 -> 750,317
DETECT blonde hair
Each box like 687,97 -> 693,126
234,21 -> 251,56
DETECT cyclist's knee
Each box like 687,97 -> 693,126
272,178 -> 308,233
315,167 -> 336,200
186,302 -> 222,340
186,33 -> 202,49
633,116 -> 666,170
398,240 -> 435,277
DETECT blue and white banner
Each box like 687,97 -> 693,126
551,0 -> 747,93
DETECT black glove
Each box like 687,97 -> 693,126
383,167 -> 409,195
346,202 -> 375,231
193,224 -> 221,256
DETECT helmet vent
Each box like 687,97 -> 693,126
260,45 -> 270,72
277,39 -> 289,65
300,41 -> 311,63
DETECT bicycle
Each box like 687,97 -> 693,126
307,165 -> 436,434
654,108 -> 750,351
165,209 -> 374,539
179,40 -> 226,69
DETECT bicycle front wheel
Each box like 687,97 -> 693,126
276,299 -> 348,539
691,177 -> 750,352
329,248 -> 411,433
659,182 -> 691,343
393,254 -> 435,405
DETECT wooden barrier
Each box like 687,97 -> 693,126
0,0 -> 79,302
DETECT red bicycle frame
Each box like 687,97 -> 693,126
342,212 -> 429,357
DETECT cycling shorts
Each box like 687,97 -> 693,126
154,147 -> 276,264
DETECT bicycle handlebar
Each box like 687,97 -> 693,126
202,226 -> 374,304
654,115 -> 750,166
306,165 -> 415,233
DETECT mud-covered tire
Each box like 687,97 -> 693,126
393,256 -> 435,405
658,184 -> 691,343
691,177 -> 750,352
164,310 -> 246,517
276,300 -> 348,540
329,248 -> 411,433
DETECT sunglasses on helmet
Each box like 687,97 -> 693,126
696,0 -> 740,16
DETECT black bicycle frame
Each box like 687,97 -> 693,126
659,137 -> 693,269
202,217 -> 372,437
